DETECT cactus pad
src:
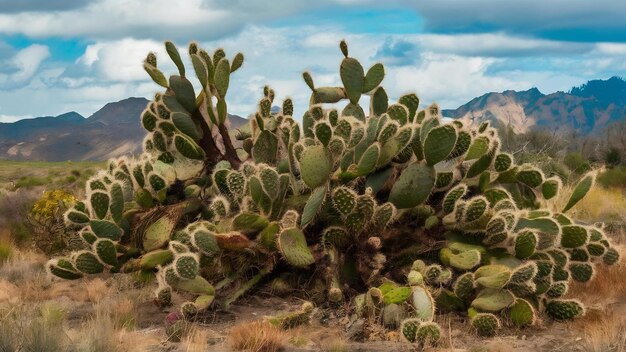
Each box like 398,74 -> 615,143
545,300 -> 584,320
388,163 -> 435,209
278,228 -> 315,267
471,313 -> 500,337
299,145 -> 332,188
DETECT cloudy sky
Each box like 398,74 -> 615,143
0,0 -> 625,122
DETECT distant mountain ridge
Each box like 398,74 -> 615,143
0,97 -> 247,161
443,76 -> 626,135
2,77 -> 624,161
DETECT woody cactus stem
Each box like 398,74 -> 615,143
49,39 -> 619,343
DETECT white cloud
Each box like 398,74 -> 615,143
74,38 -> 163,82
1,25 -> 626,122
0,44 -> 49,89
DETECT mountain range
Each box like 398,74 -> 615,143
0,97 -> 247,161
442,76 -> 626,135
1,77 -> 624,161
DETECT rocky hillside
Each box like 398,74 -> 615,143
443,77 -> 626,135
0,98 -> 247,161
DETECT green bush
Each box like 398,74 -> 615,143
563,152 -> 591,174
15,176 -> 46,189
47,40 -> 619,343
0,242 -> 12,263
598,166 -> 626,188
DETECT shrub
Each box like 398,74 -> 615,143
47,40 -> 620,344
564,152 -> 591,174
28,189 -> 76,254
597,166 -> 626,189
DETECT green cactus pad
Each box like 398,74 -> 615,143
66,210 -> 90,224
436,289 -> 466,312
74,251 -> 104,274
214,58 -> 231,100
363,63 -> 385,93
415,322 -> 442,345
494,153 -> 513,172
516,167 -> 544,188
143,213 -> 178,252
603,248 -> 620,265
357,143 -> 380,176
340,57 -> 364,104
267,302 -> 314,329
449,250 -> 481,271
278,228 -> 315,267
484,188 -> 511,206
314,122 -> 333,146
464,197 -> 488,223
382,286 -> 412,304
322,227 -> 351,249
164,41 -> 185,76
423,125 -> 457,166
465,136 -> 489,160
174,134 -> 204,160
509,299 -> 535,327
252,130 -> 278,164
332,187 -> 357,215
388,163 -> 435,209
471,313 -> 500,337
474,265 -> 511,289
586,242 -> 606,257
563,173 -> 594,212
510,263 -> 537,283
139,249 -> 174,269
90,220 -> 123,241
471,288 -> 514,312
407,270 -> 424,286
453,273 -> 475,302
93,239 -> 118,266
560,225 -> 588,248
449,130 -> 471,158
545,300 -> 584,320
47,259 -> 82,280
301,186 -> 326,227
443,184 -> 468,214
169,76 -> 196,113
546,281 -> 568,298
410,286 -> 435,321
109,183 -> 124,224
191,230 -> 220,257
400,318 -> 421,343
514,231 -> 537,259
541,178 -> 561,200
172,112 -> 200,140
569,262 -> 594,282
90,191 -> 110,219
174,254 -> 199,280
299,144 -> 332,189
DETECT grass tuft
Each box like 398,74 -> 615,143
228,320 -> 286,352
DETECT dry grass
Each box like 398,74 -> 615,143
111,296 -> 137,330
228,320 -> 286,352
574,309 -> 626,352
70,302 -> 119,352
182,325 -> 210,352
552,184 -> 626,231
568,246 -> 626,304
0,247 -> 46,283
319,335 -> 349,352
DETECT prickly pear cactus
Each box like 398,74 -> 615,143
48,39 -> 620,342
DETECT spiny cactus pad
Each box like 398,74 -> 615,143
47,39 -> 619,343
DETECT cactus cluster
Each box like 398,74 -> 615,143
48,39 -> 620,343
